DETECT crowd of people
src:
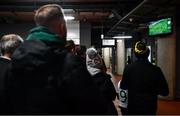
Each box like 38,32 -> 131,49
0,4 -> 169,115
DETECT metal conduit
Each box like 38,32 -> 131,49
106,0 -> 148,36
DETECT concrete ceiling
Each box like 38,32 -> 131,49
0,0 -> 177,37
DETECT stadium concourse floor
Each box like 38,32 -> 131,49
110,73 -> 180,115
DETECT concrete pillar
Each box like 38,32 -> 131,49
80,21 -> 91,48
116,40 -> 125,75
66,21 -> 80,44
102,47 -> 111,68
157,33 -> 176,100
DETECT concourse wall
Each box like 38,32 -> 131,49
157,29 -> 176,100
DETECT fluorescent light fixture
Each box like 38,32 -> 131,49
102,39 -> 115,46
64,16 -> 75,21
113,36 -> 132,39
101,34 -> 104,39
67,32 -> 76,39
64,9 -> 75,13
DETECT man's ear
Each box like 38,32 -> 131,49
59,21 -> 67,39
59,21 -> 64,32
53,20 -> 62,35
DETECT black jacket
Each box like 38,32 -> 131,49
120,59 -> 169,115
0,57 -> 11,114
6,39 -> 107,114
93,72 -> 118,115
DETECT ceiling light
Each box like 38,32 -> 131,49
129,18 -> 133,22
64,16 -> 75,21
113,36 -> 132,39
101,34 -> 104,39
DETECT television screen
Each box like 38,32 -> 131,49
149,17 -> 172,36
102,39 -> 115,46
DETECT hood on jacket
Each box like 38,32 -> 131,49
11,26 -> 66,75
27,26 -> 65,46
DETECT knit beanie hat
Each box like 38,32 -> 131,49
86,47 -> 103,76
134,41 -> 150,59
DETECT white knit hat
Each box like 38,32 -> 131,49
86,47 -> 103,76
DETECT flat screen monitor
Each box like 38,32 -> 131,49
148,17 -> 172,36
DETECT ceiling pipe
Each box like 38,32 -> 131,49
0,2 -> 118,11
106,0 -> 148,36
111,9 -> 122,20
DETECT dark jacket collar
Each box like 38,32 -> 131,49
27,26 -> 65,46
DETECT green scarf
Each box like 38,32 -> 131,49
27,26 -> 65,45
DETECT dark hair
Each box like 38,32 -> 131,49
76,45 -> 86,56
65,40 -> 75,53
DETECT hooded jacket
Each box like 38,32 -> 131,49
120,59 -> 169,115
7,26 -> 107,114
86,47 -> 118,115
0,57 -> 11,114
